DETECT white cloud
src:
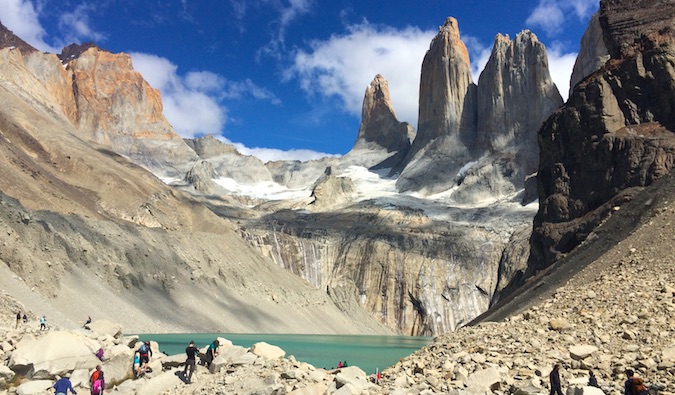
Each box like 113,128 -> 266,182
545,44 -> 578,101
526,0 -> 598,36
233,143 -> 339,163
463,34 -> 492,83
57,4 -> 107,45
130,52 -> 280,139
288,21 -> 435,128
0,0 -> 58,52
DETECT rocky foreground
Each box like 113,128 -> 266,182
1,188 -> 675,395
1,233 -> 674,395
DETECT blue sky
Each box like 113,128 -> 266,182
0,0 -> 598,161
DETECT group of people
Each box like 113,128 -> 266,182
13,311 -> 48,330
548,364 -> 656,395
52,365 -> 104,395
14,311 -> 27,328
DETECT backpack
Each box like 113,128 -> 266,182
139,344 -> 148,354
632,377 -> 648,395
91,378 -> 103,395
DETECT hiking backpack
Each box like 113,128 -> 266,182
91,378 -> 103,395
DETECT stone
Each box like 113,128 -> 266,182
14,380 -> 53,395
88,320 -> 122,337
101,344 -> 134,385
549,319 -> 573,331
129,370 -> 182,395
569,345 -> 599,360
465,367 -> 501,393
250,342 -> 286,360
287,382 -> 328,395
0,365 -> 13,381
9,331 -> 101,378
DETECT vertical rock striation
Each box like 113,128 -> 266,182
396,17 -> 477,194
528,0 -> 675,273
397,21 -> 562,202
344,74 -> 414,171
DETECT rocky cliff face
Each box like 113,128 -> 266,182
570,13 -> 610,89
396,17 -> 477,194
238,202 -> 535,336
397,23 -> 562,200
528,0 -> 675,272
66,45 -> 198,178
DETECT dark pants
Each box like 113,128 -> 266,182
184,358 -> 196,383
550,385 -> 563,395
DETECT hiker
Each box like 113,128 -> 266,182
89,366 -> 104,395
95,348 -> 105,361
203,339 -> 219,367
133,353 -> 142,378
184,340 -> 199,384
343,360 -> 349,367
40,316 -> 47,330
549,364 -> 563,395
588,370 -> 600,388
137,341 -> 152,372
53,373 -> 77,395
83,316 -> 91,328
15,311 -> 21,329
22,313 -> 27,323
337,361 -> 343,368
624,369 -> 649,395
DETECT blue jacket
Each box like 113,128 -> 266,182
53,377 -> 76,394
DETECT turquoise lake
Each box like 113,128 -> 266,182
138,334 -> 431,375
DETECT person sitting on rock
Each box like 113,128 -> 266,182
588,370 -> 601,388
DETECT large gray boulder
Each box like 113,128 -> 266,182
9,331 -> 100,378
15,379 -> 53,395
130,370 -> 182,395
87,319 -> 122,338
250,342 -> 285,360
102,344 -> 135,385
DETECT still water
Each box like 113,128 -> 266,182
138,333 -> 431,375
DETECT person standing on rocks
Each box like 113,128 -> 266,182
203,339 -> 219,367
549,364 -> 563,395
184,340 -> 199,384
138,341 -> 152,372
53,373 -> 77,395
40,315 -> 47,330
15,311 -> 21,329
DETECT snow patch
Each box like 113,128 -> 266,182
213,177 -> 311,200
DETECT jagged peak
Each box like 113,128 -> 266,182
58,42 -> 105,63
433,17 -> 470,66
0,20 -> 37,54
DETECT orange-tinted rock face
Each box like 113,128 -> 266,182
66,47 -> 198,176
68,48 -> 179,143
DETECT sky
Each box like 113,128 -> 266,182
0,0 -> 598,162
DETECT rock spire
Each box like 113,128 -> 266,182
354,74 -> 413,154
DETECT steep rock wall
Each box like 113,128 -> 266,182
529,0 -> 675,272
238,205 -> 534,336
